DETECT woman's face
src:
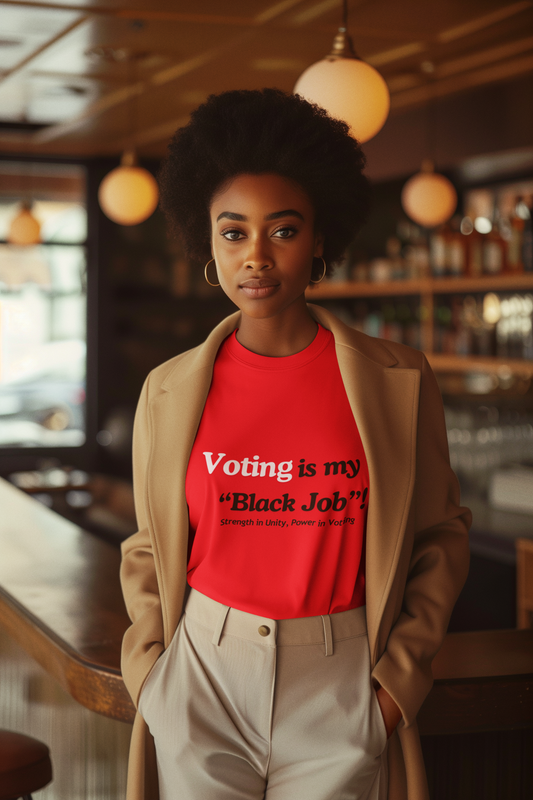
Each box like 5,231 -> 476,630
209,173 -> 323,321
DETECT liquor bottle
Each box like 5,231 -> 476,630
435,302 -> 453,354
410,228 -> 430,280
462,295 -> 485,355
446,216 -> 467,277
482,210 -> 506,275
430,224 -> 448,277
398,222 -> 417,280
351,259 -> 369,282
415,237 -> 430,280
452,296 -> 470,356
521,197 -> 532,272
351,301 -> 368,333
386,237 -> 405,281
466,227 -> 484,277
381,302 -> 402,343
507,197 -> 525,273
396,301 -> 413,347
364,308 -> 382,339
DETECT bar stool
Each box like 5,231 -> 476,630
0,730 -> 52,800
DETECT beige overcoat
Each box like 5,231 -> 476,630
120,303 -> 471,800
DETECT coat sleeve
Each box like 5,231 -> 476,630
120,373 -> 165,708
372,352 -> 472,727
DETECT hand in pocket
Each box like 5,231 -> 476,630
375,685 -> 402,739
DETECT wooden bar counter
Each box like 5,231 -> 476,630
0,477 -> 532,733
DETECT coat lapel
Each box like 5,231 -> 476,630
146,312 -> 241,644
308,305 -> 420,665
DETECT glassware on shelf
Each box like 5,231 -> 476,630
445,403 -> 533,493
432,292 -> 533,360
496,294 -> 533,359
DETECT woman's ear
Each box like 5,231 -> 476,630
314,231 -> 324,258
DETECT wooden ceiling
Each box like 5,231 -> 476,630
0,0 -> 532,158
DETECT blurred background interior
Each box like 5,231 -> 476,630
0,2 -> 532,798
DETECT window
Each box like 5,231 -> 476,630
0,161 -> 87,448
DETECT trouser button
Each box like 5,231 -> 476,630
258,625 -> 270,637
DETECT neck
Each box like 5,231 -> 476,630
236,297 -> 318,357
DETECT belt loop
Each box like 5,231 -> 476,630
321,614 -> 333,657
212,605 -> 230,646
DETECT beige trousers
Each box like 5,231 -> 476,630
139,588 -> 388,800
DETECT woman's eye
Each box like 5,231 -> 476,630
273,227 -> 297,238
221,229 -> 244,241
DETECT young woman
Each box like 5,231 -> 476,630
120,89 -> 471,800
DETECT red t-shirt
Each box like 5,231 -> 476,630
185,324 -> 369,619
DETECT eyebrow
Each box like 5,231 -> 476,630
216,209 -> 305,222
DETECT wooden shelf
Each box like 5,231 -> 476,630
306,273 -> 533,300
426,353 -> 533,376
306,275 -> 533,376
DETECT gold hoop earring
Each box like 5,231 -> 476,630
310,257 -> 327,284
204,258 -> 220,287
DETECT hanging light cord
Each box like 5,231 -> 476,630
341,0 -> 348,31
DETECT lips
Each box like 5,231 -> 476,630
239,278 -> 280,299
239,279 -> 279,288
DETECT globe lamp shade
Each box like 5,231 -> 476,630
294,56 -> 390,143
98,152 -> 159,226
401,166 -> 457,228
8,204 -> 41,245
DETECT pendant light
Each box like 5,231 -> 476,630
98,149 -> 159,226
401,64 -> 457,229
98,51 -> 159,226
294,0 -> 390,143
8,201 -> 41,245
401,159 -> 457,229
8,93 -> 41,246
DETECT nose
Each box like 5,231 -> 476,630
244,236 -> 274,271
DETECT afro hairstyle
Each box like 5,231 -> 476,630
158,88 -> 371,271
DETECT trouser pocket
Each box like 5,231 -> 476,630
138,614 -> 184,723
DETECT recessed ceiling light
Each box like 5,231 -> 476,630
420,60 -> 435,74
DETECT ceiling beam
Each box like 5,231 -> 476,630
118,37 -> 533,152
391,51 -> 533,111
0,0 -> 307,26
437,0 -> 532,43
3,0 -> 532,151
109,115 -> 190,153
386,35 -> 533,95
0,13 -> 89,86
436,34 -> 533,79
30,1 -> 308,144
32,30 -> 256,143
